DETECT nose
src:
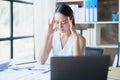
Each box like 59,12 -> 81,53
58,22 -> 63,28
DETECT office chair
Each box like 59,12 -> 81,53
85,47 -> 104,56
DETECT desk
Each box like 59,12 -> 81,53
0,63 -> 120,80
0,62 -> 50,80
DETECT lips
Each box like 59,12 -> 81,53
60,28 -> 64,31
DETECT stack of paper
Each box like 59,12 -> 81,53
108,67 -> 120,80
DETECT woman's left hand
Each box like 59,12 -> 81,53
68,17 -> 77,37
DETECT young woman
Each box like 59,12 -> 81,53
38,4 -> 86,64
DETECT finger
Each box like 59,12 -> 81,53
68,17 -> 73,28
48,17 -> 54,26
53,23 -> 56,30
51,16 -> 56,30
52,16 -> 55,24
53,16 -> 58,31
48,18 -> 52,30
48,17 -> 56,31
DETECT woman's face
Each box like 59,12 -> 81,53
54,12 -> 70,33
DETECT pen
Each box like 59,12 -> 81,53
28,68 -> 45,71
42,70 -> 51,74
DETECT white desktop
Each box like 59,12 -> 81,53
0,61 -> 120,80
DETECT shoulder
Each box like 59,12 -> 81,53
77,34 -> 86,50
77,34 -> 86,47
78,34 -> 86,42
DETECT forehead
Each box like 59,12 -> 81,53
54,12 -> 68,21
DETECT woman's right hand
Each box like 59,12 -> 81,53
48,17 -> 56,35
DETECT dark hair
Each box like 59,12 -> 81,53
55,4 -> 75,25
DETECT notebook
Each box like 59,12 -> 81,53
51,56 -> 110,80
0,60 -> 10,71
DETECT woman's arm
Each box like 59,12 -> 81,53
38,17 -> 56,64
68,17 -> 86,56
72,33 -> 86,56
38,34 -> 53,64
79,35 -> 86,55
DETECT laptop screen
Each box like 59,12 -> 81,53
51,56 -> 110,80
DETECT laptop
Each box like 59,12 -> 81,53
0,60 -> 10,71
51,56 -> 110,80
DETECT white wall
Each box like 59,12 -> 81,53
34,0 -> 55,61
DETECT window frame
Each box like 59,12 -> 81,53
0,0 -> 35,63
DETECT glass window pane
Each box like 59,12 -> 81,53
13,3 -> 34,37
13,38 -> 34,63
0,41 -> 10,61
0,1 -> 10,38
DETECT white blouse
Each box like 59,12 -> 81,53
52,31 -> 75,56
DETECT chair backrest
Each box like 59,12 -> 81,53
85,47 -> 104,56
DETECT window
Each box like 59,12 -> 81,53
13,2 -> 34,37
0,0 -> 35,63
0,1 -> 10,38
118,42 -> 120,67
